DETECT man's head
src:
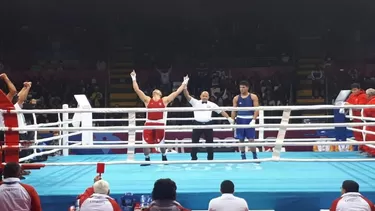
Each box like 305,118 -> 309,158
220,180 -> 235,194
200,91 -> 209,102
152,178 -> 177,200
152,89 -> 162,99
239,81 -> 250,94
93,180 -> 110,195
3,162 -> 21,179
351,83 -> 361,94
366,88 -> 375,99
341,180 -> 359,195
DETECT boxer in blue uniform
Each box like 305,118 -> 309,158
231,80 -> 260,160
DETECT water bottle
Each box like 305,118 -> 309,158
75,199 -> 80,211
140,195 -> 151,209
121,193 -> 135,211
140,195 -> 146,208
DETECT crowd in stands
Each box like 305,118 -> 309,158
0,162 -> 374,211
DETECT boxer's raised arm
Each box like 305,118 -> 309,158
0,73 -> 17,101
17,82 -> 32,106
231,95 -> 239,120
163,83 -> 186,105
183,87 -> 192,102
130,70 -> 150,103
163,75 -> 189,105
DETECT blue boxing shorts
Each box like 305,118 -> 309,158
235,117 -> 255,140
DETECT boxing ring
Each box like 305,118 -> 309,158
1,93 -> 375,211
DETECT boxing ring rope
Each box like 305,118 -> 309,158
2,93 -> 375,167
2,121 -> 375,132
92,115 -> 334,122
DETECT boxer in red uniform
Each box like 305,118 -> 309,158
362,88 -> 375,156
131,70 -> 189,165
345,83 -> 368,151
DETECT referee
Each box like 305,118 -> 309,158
183,88 -> 234,160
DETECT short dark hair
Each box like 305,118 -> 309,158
239,80 -> 249,87
351,83 -> 361,89
220,180 -> 235,194
342,180 -> 359,193
3,162 -> 21,179
152,178 -> 177,200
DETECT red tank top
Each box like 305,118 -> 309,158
147,98 -> 165,120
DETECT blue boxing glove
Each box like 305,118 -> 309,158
121,192 -> 135,211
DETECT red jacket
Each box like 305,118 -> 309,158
363,96 -> 375,155
0,178 -> 42,211
346,90 -> 368,117
77,187 -> 95,206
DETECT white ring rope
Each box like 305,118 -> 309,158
4,100 -> 375,165
93,115 -> 334,122
17,157 -> 375,166
3,104 -> 375,114
19,143 -> 82,163
34,131 -> 82,144
9,140 -> 375,150
92,127 -> 334,133
67,138 -> 336,144
2,122 -> 375,132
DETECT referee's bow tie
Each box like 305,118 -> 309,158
202,101 -> 207,104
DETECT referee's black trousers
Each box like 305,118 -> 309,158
191,121 -> 214,160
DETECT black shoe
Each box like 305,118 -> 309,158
162,155 -> 168,165
140,157 -> 151,166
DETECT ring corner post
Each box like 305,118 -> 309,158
62,104 -> 69,156
127,111 -> 136,161
258,110 -> 265,151
334,106 -> 347,152
74,94 -> 93,145
271,109 -> 291,159
0,90 -> 19,163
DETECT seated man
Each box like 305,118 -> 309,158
80,180 -> 121,211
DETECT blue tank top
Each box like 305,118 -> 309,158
237,94 -> 254,117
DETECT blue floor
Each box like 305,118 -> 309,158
26,152 -> 375,211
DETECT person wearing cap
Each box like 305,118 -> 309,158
0,162 -> 42,211
330,180 -> 375,211
80,179 -> 121,211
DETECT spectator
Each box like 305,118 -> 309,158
77,175 -> 102,207
0,162 -> 42,211
208,180 -> 248,211
311,67 -> 324,99
80,179 -> 121,211
330,180 -> 375,211
144,178 -> 190,211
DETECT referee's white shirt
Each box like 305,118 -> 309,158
189,98 -> 221,123
208,193 -> 249,211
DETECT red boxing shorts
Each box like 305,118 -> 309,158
143,122 -> 165,144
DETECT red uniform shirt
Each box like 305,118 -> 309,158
346,90 -> 368,116
147,99 -> 165,120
